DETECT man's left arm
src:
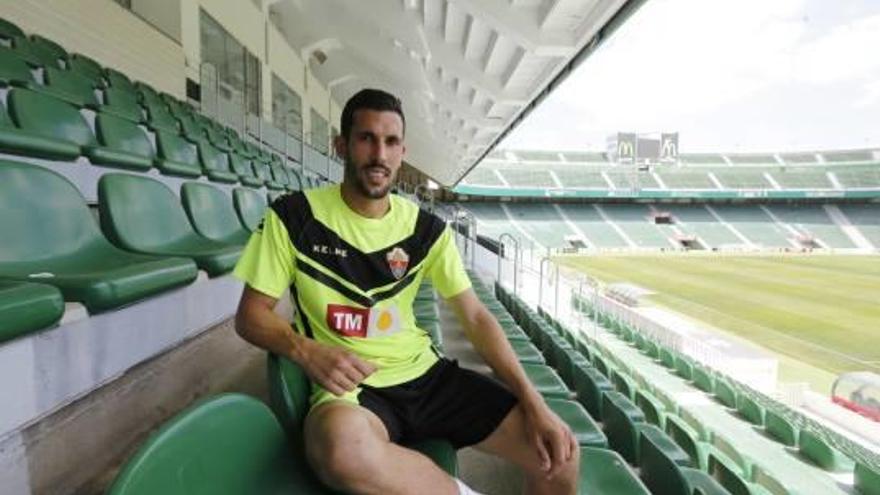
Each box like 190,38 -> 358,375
446,288 -> 576,476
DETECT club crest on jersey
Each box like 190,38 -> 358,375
386,246 -> 409,280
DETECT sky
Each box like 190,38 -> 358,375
498,0 -> 880,153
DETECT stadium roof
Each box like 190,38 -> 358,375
267,0 -> 645,186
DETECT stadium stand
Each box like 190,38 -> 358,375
597,204 -> 671,248
559,204 -> 629,248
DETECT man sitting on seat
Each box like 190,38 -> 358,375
233,88 -> 579,495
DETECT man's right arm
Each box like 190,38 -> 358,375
234,285 -> 376,396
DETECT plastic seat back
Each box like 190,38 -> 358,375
94,112 -> 154,158
0,47 -> 35,86
181,182 -> 248,244
197,141 -> 234,174
156,130 -> 198,166
267,354 -> 312,438
0,18 -> 24,41
41,67 -> 99,106
98,173 -> 198,251
11,36 -> 59,67
233,187 -> 268,232
7,88 -> 95,147
107,394 -> 300,495
286,166 -> 303,190
602,390 -> 645,463
30,35 -> 67,63
0,159 -> 106,263
101,87 -> 143,122
105,68 -> 136,93
67,53 -> 103,80
639,425 -> 692,495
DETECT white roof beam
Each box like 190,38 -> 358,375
454,0 -> 576,56
539,0 -> 564,28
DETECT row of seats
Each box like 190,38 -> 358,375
0,159 -> 277,343
0,17 -> 328,189
496,283 -> 734,495
589,310 -> 877,480
466,271 -> 658,494
536,287 -> 880,495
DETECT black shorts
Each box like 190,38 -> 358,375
357,358 -> 518,449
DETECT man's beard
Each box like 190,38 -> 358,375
344,158 -> 394,199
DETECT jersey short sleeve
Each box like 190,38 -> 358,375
424,226 -> 472,299
233,208 -> 296,298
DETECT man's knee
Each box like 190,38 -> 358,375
304,404 -> 384,488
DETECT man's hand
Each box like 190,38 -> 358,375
296,338 -> 377,396
524,404 -> 578,479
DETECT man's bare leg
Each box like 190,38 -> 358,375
304,401 -> 460,495
474,404 -> 580,495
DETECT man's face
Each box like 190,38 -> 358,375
338,109 -> 405,199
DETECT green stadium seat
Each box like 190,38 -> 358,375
639,423 -> 730,495
100,87 -> 143,123
509,340 -> 547,364
105,68 -> 136,94
675,356 -> 694,381
28,67 -> 98,107
181,182 -> 251,246
0,161 -> 198,312
233,187 -> 268,232
692,364 -> 715,393
84,112 -> 154,171
544,398 -> 607,448
856,463 -> 880,495
592,354 -> 609,377
763,410 -> 798,447
253,159 -> 284,190
0,18 -> 24,42
135,81 -> 161,104
0,47 -> 35,86
269,161 -> 293,189
572,362 -> 613,420
178,115 -> 206,143
736,395 -> 765,426
229,153 -> 263,187
521,363 -> 571,400
204,125 -> 231,151
714,377 -> 738,409
107,394 -> 326,495
602,390 -> 647,464
98,173 -> 242,276
266,354 -> 458,484
67,53 -> 103,82
0,280 -> 65,343
660,347 -> 677,369
10,36 -> 61,68
707,450 -> 752,495
154,130 -> 201,178
638,424 -> 692,468
143,100 -> 179,133
797,430 -> 854,472
610,368 -> 636,400
1,88 -> 94,160
286,166 -> 303,191
197,142 -> 239,184
635,389 -> 667,429
29,35 -> 67,64
579,447 -> 651,495
666,415 -> 706,469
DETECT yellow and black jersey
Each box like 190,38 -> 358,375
234,184 -> 471,406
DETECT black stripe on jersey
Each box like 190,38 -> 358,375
271,192 -> 446,293
297,260 -> 420,308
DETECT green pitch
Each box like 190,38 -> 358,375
556,254 -> 880,386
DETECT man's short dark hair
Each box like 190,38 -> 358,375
340,89 -> 406,140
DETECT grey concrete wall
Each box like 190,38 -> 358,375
0,318 -> 266,495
